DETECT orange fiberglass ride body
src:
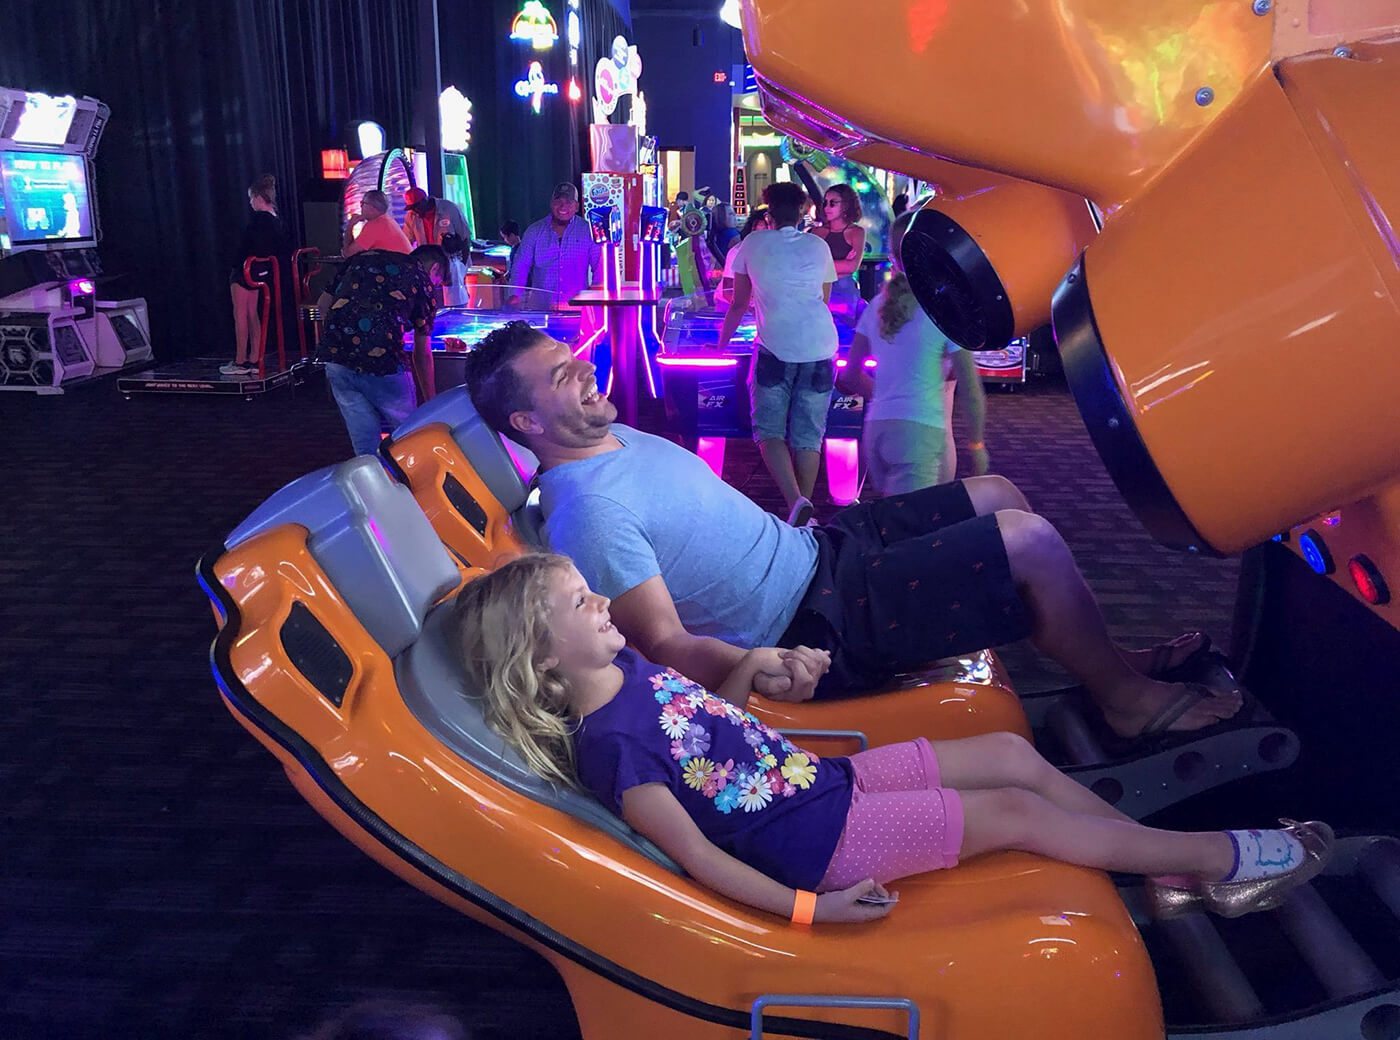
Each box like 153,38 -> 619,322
200,457 -> 1161,1040
739,0 -> 1400,624
380,386 -> 1031,755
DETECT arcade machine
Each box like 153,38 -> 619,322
0,87 -> 151,393
672,207 -> 709,297
438,86 -> 477,242
969,336 -> 1031,389
574,123 -> 667,420
744,0 -> 1400,1034
637,133 -> 664,209
421,301 -> 582,397
339,148 -> 416,244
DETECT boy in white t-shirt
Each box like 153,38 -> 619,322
718,183 -> 838,526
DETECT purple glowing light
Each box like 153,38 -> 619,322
501,437 -> 538,482
70,278 -> 96,295
572,321 -> 606,358
657,356 -> 739,368
824,437 -> 861,505
696,436 -> 727,478
635,309 -> 659,398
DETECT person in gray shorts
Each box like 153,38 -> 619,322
717,181 -> 839,527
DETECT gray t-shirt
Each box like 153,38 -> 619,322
539,426 -> 819,648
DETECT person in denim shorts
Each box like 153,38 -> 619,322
718,182 -> 838,526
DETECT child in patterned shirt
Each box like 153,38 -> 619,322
452,553 -> 1332,925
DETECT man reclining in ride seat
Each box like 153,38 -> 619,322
462,321 -> 1241,746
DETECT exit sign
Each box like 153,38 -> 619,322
713,70 -> 728,83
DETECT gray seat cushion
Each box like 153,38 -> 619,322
390,385 -> 538,514
396,600 -> 682,874
226,457 -> 460,658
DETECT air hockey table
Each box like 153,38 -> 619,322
658,291 -> 867,503
418,288 -> 583,396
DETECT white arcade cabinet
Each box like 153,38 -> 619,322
0,87 -> 151,393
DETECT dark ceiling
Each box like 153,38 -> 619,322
630,0 -> 721,14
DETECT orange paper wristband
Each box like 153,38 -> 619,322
791,889 -> 817,926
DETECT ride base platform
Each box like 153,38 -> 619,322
118,357 -> 300,398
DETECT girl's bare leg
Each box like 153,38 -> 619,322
230,284 -> 251,363
242,288 -> 263,366
958,786 -> 1234,879
932,732 -> 1136,824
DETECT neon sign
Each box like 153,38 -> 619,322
510,1 -> 559,50
514,61 -> 560,114
439,86 -> 473,152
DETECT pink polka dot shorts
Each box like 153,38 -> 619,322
817,737 -> 966,892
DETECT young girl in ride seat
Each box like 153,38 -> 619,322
453,553 -> 1332,926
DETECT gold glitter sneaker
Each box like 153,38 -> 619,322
1200,819 -> 1334,919
1145,876 -> 1205,921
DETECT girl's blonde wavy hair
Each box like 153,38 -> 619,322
452,553 -> 581,788
877,209 -> 919,341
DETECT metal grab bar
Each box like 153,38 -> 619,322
750,994 -> 919,1040
777,728 -> 869,751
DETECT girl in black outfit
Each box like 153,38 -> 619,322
225,174 -> 288,375
812,182 -> 866,315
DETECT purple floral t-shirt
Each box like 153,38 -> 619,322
574,648 -> 854,890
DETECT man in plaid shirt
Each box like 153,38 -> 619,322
507,182 -> 602,309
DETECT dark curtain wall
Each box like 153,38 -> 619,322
439,0 -> 630,240
0,0 -> 420,362
632,10 -> 746,203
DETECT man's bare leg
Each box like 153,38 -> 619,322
996,508 -> 1241,737
963,474 -> 1031,515
964,478 -> 1218,688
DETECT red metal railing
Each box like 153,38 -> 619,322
243,256 -> 286,377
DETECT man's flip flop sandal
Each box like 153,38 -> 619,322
1070,681 -> 1239,760
1143,631 -> 1212,681
1135,681 -> 1228,741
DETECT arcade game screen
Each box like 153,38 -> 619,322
0,151 -> 93,245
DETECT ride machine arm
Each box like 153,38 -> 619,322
740,0 -> 1400,670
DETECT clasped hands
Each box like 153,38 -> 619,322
750,645 -> 831,703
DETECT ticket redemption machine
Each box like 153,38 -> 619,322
580,139 -> 666,401
0,87 -> 150,393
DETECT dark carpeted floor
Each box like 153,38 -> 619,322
0,372 -> 1242,1040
